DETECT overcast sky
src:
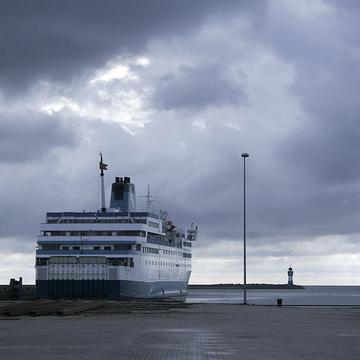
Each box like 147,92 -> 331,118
1,0 -> 360,285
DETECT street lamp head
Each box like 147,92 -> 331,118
241,153 -> 249,158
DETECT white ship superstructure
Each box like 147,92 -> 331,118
36,157 -> 198,299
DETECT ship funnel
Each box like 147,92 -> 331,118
110,176 -> 136,212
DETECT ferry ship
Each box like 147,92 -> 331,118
35,155 -> 198,299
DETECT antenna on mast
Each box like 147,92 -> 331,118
139,184 -> 155,212
99,152 -> 108,213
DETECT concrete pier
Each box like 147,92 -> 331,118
0,304 -> 359,359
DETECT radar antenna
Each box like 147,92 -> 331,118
99,152 -> 108,213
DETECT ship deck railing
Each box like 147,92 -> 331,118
146,237 -> 182,248
46,212 -> 159,219
36,249 -> 134,255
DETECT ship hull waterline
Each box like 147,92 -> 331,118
36,280 -> 188,300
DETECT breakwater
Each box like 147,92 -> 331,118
0,285 -> 35,300
188,283 -> 305,289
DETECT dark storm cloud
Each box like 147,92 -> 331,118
260,0 -> 360,183
2,0 -> 360,284
281,114 -> 360,185
1,0 -> 357,244
152,63 -> 246,110
209,0 -> 360,241
0,0 -> 260,92
0,116 -> 134,239
0,112 -> 75,163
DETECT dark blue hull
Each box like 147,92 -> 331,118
36,280 -> 188,299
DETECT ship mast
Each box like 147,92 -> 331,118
140,184 -> 155,212
145,184 -> 153,212
99,152 -> 108,213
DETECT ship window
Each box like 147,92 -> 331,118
104,246 -> 111,250
148,221 -> 159,228
94,246 -> 101,250
73,246 -> 80,250
135,219 -> 147,224
116,230 -> 144,237
114,244 -> 131,250
62,246 -> 69,250
36,258 -> 48,266
42,244 -> 60,250
143,247 -> 159,255
108,258 -> 128,266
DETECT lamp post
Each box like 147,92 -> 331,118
241,152 -> 249,305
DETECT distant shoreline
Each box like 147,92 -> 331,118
188,283 -> 305,290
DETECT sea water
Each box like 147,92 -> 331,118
186,286 -> 360,305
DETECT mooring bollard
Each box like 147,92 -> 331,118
277,298 -> 282,307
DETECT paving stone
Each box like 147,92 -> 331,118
0,304 -> 359,360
